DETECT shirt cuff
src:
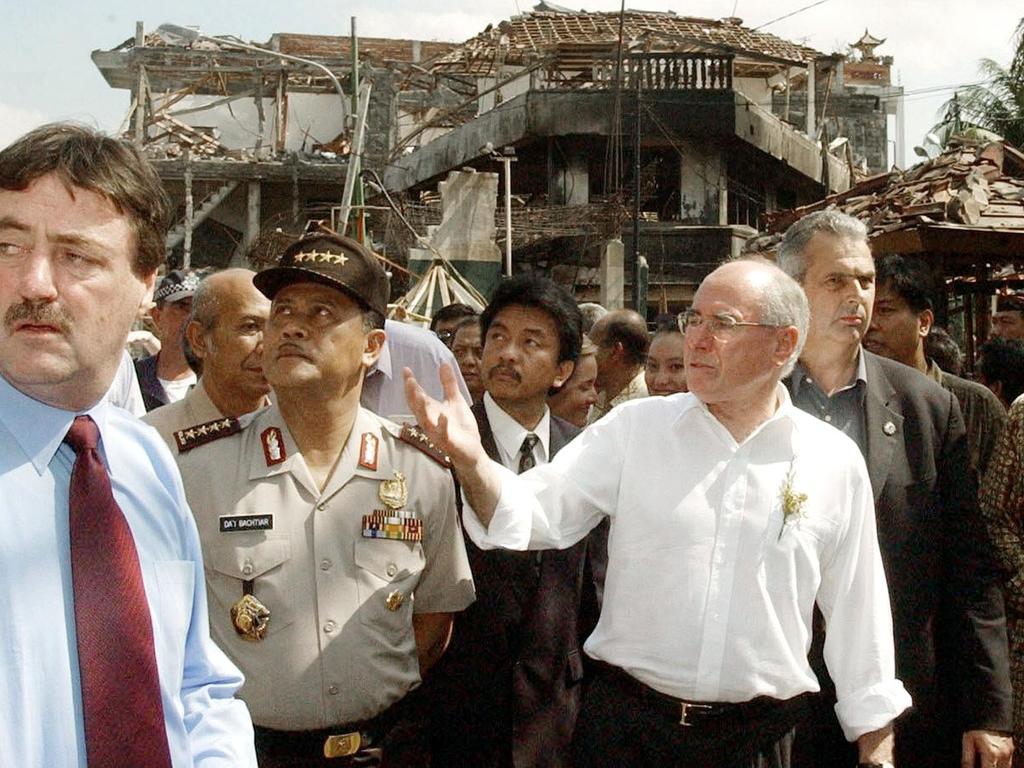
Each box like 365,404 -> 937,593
462,464 -> 533,551
834,679 -> 913,741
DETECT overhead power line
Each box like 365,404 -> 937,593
752,0 -> 833,31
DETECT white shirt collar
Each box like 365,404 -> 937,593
483,392 -> 551,470
680,383 -> 798,451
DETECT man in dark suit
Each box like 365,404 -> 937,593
427,273 -> 597,768
778,210 -> 1013,768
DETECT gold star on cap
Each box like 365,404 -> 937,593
254,232 -> 389,316
293,250 -> 349,266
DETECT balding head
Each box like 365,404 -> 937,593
684,261 -> 804,431
590,309 -> 649,366
185,269 -> 271,416
589,308 -> 650,396
698,260 -> 808,377
191,269 -> 263,330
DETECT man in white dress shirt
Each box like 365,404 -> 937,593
405,259 -> 910,767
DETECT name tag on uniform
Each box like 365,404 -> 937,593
362,511 -> 422,541
220,514 -> 274,532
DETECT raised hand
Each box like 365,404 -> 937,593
404,364 -> 502,525
403,364 -> 486,472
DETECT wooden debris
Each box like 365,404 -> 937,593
762,138 -> 1024,241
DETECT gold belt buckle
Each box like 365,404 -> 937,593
679,702 -> 714,726
323,731 -> 362,758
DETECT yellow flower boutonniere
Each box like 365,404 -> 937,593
778,461 -> 808,541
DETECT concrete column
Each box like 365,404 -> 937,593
548,142 -> 590,206
806,61 -> 817,138
600,238 -> 625,310
896,89 -> 906,168
244,181 -> 261,253
407,170 -> 502,300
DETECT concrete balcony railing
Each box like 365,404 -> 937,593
539,51 -> 734,92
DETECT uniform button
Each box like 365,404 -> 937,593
241,560 -> 254,576
327,685 -> 339,695
323,620 -> 337,634
316,503 -> 327,511
320,559 -> 333,571
824,415 -> 832,423
386,563 -> 398,577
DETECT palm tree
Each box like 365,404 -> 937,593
932,18 -> 1024,147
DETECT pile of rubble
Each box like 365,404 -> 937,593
749,139 -> 1024,251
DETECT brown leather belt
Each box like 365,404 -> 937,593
591,660 -> 796,727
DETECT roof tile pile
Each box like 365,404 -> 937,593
433,10 -> 822,75
754,140 -> 1024,248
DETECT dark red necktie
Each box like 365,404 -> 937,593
65,415 -> 173,768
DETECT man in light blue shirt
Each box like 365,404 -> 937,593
362,318 -> 472,419
0,123 -> 256,766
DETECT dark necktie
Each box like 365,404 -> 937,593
65,415 -> 173,768
518,433 -> 539,474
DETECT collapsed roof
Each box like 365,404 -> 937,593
432,9 -> 823,77
754,138 -> 1024,262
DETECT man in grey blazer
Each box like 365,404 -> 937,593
779,210 -> 1013,768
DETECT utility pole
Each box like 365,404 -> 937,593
349,17 -> 365,242
631,61 -> 642,312
484,144 -> 517,276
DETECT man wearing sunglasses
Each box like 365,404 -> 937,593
404,258 -> 909,767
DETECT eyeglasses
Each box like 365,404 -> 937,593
678,309 -> 781,338
434,329 -> 456,347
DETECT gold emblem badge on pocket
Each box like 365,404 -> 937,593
231,593 -> 271,641
385,590 -> 405,612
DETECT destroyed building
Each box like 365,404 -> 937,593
382,6 -> 854,311
91,22 -> 464,270
773,30 -> 904,176
91,8 -> 872,315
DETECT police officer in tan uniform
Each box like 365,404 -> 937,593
144,268 -> 271,452
174,233 -> 476,767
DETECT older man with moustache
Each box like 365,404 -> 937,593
0,123 -> 255,766
993,295 -> 1024,341
175,233 -> 475,767
405,259 -> 909,768
144,268 -> 271,451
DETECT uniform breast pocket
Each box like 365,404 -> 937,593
353,539 -> 425,627
206,540 -> 295,638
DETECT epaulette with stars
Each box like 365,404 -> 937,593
174,417 -> 242,453
398,424 -> 452,468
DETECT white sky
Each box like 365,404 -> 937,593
1,0 -> 1020,168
